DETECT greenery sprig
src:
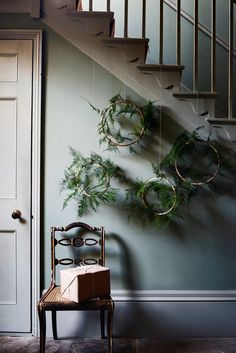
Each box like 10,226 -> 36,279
60,148 -> 124,217
88,94 -> 159,153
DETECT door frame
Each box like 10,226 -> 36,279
0,30 -> 42,336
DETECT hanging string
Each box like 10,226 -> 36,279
159,104 -> 162,166
92,59 -> 95,105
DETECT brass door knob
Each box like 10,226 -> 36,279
12,209 -> 22,220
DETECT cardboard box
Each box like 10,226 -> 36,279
60,264 -> 110,303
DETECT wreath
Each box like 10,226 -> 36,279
125,165 -> 184,228
88,93 -> 159,152
60,148 -> 124,216
141,177 -> 177,216
160,126 -> 232,204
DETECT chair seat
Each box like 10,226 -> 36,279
39,286 -> 114,311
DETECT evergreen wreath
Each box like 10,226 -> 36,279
160,126 -> 232,203
60,148 -> 124,217
88,93 -> 159,153
125,165 -> 185,229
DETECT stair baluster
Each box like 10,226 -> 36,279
228,0 -> 234,119
193,0 -> 199,92
124,0 -> 128,38
176,0 -> 181,66
211,0 -> 216,93
159,0 -> 164,64
142,0 -> 146,39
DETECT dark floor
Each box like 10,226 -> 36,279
1,337 -> 236,353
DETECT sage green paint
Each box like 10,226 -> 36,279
0,13 -> 236,292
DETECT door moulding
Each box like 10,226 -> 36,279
0,29 -> 42,337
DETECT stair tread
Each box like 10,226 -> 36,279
207,118 -> 236,125
102,37 -> 149,45
67,10 -> 114,19
138,64 -> 185,72
173,92 -> 218,99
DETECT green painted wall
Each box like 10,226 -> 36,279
1,13 -> 236,293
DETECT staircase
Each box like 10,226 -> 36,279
41,0 -> 236,130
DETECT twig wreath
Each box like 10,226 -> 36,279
88,93 -> 159,153
60,148 -> 124,217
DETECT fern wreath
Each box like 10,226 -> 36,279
141,177 -> 177,216
100,99 -> 145,147
174,139 -> 220,186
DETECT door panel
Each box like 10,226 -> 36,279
0,231 -> 16,304
0,99 -> 17,198
0,40 -> 32,332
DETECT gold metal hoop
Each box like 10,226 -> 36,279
101,99 -> 145,147
141,177 -> 177,216
174,140 -> 220,186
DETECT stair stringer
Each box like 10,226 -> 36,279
41,2 -> 216,132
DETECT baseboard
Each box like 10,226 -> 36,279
112,290 -> 236,302
43,289 -> 236,338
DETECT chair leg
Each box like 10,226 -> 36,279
38,305 -> 46,353
107,309 -> 113,353
100,309 -> 106,339
52,310 -> 58,340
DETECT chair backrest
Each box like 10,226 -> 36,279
50,222 -> 105,286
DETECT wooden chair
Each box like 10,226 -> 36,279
37,222 -> 114,353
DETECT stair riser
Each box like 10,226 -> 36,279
69,15 -> 113,37
49,0 -> 76,10
140,71 -> 182,91
103,43 -> 147,65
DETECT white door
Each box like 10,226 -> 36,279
0,39 -> 33,332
